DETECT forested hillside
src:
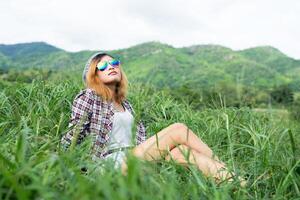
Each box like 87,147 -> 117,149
1,41 -> 299,109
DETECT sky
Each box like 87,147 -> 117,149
0,0 -> 299,59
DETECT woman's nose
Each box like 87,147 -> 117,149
108,64 -> 114,70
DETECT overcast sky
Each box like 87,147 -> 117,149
0,0 -> 299,59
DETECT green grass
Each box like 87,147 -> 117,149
0,79 -> 299,199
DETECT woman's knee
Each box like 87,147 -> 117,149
165,144 -> 190,161
169,122 -> 188,131
169,122 -> 193,142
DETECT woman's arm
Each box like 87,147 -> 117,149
61,89 -> 94,150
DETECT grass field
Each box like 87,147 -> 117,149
0,79 -> 299,199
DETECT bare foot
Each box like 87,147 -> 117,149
214,168 -> 247,187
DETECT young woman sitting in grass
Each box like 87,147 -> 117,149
61,52 -> 246,186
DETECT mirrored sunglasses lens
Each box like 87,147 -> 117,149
97,62 -> 108,71
110,60 -> 120,66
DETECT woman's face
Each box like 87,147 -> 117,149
96,55 -> 122,85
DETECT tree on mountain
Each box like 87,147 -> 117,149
270,85 -> 294,105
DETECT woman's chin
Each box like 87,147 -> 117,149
104,79 -> 120,85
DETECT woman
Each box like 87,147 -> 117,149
61,52 -> 245,185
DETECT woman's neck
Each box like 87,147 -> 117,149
106,83 -> 118,102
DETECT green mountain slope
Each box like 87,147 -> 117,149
0,52 -> 14,72
238,46 -> 300,74
0,42 -> 62,59
1,41 -> 299,91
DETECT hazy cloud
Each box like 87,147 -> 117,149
0,0 -> 299,59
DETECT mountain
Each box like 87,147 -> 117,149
0,42 -> 63,59
0,52 -> 14,72
238,46 -> 300,74
0,42 -> 73,69
113,42 -> 299,89
1,41 -> 300,91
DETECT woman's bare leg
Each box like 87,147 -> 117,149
120,123 -> 245,185
121,144 -> 246,186
164,144 -> 229,180
164,144 -> 247,186
131,122 -> 221,162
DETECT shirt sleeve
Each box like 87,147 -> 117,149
60,89 -> 94,150
136,120 -> 147,145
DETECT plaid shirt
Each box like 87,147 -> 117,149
61,88 -> 147,160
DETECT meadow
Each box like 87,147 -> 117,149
0,78 -> 299,199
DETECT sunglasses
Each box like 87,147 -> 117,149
96,59 -> 121,71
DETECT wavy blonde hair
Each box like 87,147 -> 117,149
85,54 -> 128,104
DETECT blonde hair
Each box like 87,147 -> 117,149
85,55 -> 128,104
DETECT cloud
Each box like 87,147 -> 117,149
0,0 -> 299,59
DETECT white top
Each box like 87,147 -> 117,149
106,105 -> 135,151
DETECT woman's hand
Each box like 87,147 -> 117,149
121,160 -> 128,176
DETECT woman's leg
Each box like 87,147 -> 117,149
165,144 -> 247,186
131,122 -> 221,163
164,144 -> 230,180
121,143 -> 245,186
121,122 -> 245,185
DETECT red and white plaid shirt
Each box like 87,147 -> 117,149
61,88 -> 147,160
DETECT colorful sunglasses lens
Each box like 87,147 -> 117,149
110,60 -> 120,66
97,59 -> 120,71
97,62 -> 108,71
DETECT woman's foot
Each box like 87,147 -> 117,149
213,167 -> 247,187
